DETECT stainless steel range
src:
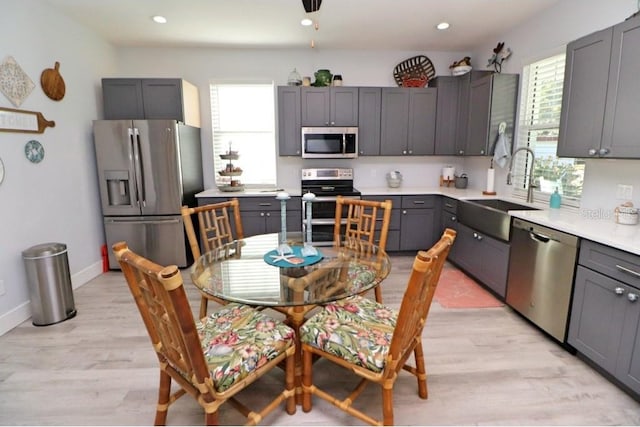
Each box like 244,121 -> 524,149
301,167 -> 361,245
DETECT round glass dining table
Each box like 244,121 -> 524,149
189,232 -> 391,309
189,231 -> 391,404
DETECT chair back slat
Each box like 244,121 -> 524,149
334,196 -> 392,251
388,229 -> 456,361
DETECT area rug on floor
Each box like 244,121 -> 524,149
434,267 -> 504,308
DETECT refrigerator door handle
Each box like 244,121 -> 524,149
104,218 -> 181,225
128,127 -> 141,208
132,127 -> 147,207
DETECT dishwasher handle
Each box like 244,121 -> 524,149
529,230 -> 551,243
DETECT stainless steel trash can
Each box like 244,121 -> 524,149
22,242 -> 77,326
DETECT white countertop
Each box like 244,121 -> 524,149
197,185 -> 640,255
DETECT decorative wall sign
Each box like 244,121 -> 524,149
25,140 -> 44,163
0,107 -> 55,133
0,56 -> 35,107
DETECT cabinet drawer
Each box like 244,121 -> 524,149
366,195 -> 401,208
401,195 -> 436,209
239,197 -> 301,212
579,240 -> 640,289
442,197 -> 458,214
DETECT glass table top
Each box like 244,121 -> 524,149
189,232 -> 391,307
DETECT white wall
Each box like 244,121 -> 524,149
0,1 -> 117,334
1,0 -> 638,334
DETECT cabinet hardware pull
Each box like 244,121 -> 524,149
412,200 -> 425,205
599,147 -> 610,156
588,148 -> 598,156
615,287 -> 625,295
259,203 -> 271,206
628,293 -> 639,302
445,203 -> 454,208
451,215 -> 457,221
615,264 -> 640,278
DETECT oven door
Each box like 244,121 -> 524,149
302,196 -> 360,245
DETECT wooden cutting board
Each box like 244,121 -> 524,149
40,61 -> 65,101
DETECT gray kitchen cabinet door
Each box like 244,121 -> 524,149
431,76 -> 461,155
601,15 -> 640,158
300,87 -> 358,127
453,223 -> 509,298
331,87 -> 359,126
466,74 -> 518,157
567,266 -> 626,373
616,295 -> 640,395
141,79 -> 185,120
277,86 -> 302,156
380,88 -> 436,156
466,76 -> 492,156
557,27 -> 613,158
102,78 -> 145,119
380,88 -> 410,155
407,88 -> 437,156
399,195 -> 437,251
357,87 -> 382,155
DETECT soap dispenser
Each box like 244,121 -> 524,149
549,187 -> 561,209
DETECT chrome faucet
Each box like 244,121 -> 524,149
506,147 -> 537,203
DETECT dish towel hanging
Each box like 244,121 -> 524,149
493,122 -> 511,168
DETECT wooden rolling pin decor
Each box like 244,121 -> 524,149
40,61 -> 65,101
0,107 -> 55,133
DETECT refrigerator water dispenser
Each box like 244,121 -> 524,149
105,170 -> 131,206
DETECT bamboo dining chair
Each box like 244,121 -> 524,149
182,198 -> 244,318
300,228 -> 456,426
333,196 -> 393,303
112,241 -> 296,426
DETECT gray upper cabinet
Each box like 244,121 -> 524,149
300,87 -> 358,126
380,88 -> 437,156
558,14 -> 640,158
430,76 -> 462,155
465,73 -> 519,156
277,86 -> 302,156
102,78 -> 200,127
357,87 -> 382,156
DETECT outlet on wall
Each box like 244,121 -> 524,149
616,184 -> 633,200
0,280 -> 5,296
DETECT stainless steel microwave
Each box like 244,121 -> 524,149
301,127 -> 358,159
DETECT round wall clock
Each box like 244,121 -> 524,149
25,140 -> 44,163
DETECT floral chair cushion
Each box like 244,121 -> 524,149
196,303 -> 295,392
300,295 -> 398,373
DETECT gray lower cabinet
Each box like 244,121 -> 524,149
277,86 -> 302,156
440,196 -> 459,261
380,88 -> 437,156
357,87 -> 382,156
198,196 -> 302,238
102,78 -> 200,127
558,13 -> 640,158
568,240 -> 640,396
399,195 -> 437,251
366,195 -> 401,252
453,222 -> 510,298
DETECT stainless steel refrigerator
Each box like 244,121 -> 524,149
93,119 -> 203,269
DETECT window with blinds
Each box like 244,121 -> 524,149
210,82 -> 277,187
513,53 -> 584,205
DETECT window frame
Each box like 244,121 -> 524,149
209,80 -> 278,189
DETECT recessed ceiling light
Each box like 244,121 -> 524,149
436,22 -> 450,30
301,18 -> 313,26
152,15 -> 167,24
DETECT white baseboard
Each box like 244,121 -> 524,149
0,261 -> 104,336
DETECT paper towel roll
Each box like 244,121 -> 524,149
486,168 -> 495,193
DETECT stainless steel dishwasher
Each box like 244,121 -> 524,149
506,218 -> 579,343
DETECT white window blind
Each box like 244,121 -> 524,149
210,82 -> 277,187
514,53 -> 584,204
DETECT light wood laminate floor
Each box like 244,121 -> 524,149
1,255 -> 639,425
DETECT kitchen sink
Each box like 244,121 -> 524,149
457,199 -> 539,242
